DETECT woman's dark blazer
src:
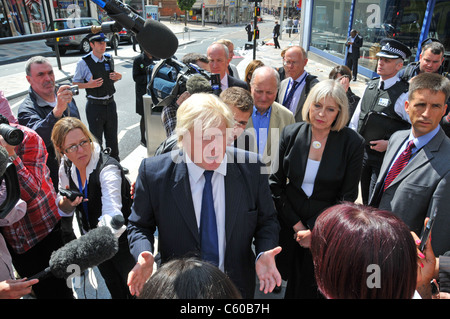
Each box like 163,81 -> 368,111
269,122 -> 365,230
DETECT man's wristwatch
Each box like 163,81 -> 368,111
9,154 -> 18,162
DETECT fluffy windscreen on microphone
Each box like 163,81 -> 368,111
186,75 -> 213,94
136,19 -> 178,59
49,226 -> 118,279
0,146 -> 9,177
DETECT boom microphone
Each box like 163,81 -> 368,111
90,0 -> 178,59
30,226 -> 118,280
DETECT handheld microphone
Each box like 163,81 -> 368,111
29,226 -> 118,280
90,0 -> 178,58
98,214 -> 126,239
210,74 -> 222,96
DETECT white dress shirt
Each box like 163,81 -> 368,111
186,153 -> 227,271
221,74 -> 229,91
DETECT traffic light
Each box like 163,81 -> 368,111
254,28 -> 259,39
255,7 -> 261,17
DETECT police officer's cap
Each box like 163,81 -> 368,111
376,38 -> 412,60
89,33 -> 107,43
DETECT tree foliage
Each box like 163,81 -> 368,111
177,0 -> 196,26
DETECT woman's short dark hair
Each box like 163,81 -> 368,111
310,202 -> 417,299
139,258 -> 242,299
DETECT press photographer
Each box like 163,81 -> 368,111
0,144 -> 39,299
0,115 -> 73,299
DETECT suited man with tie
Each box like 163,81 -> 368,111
369,72 -> 450,256
244,66 -> 295,171
345,29 -> 363,81
277,46 -> 319,122
206,43 -> 249,92
126,93 -> 282,298
349,38 -> 411,204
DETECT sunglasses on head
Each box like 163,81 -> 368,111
421,38 -> 442,47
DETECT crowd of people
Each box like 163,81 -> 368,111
0,29 -> 449,302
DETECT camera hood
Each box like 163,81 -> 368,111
0,163 -> 20,219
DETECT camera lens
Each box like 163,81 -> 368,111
0,124 -> 24,146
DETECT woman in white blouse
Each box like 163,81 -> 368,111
269,79 -> 365,298
51,117 -> 135,299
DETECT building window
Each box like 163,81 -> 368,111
55,0 -> 90,19
309,0 -> 353,62
310,0 -> 449,74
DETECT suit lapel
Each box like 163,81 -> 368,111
388,130 -> 443,189
379,133 -> 408,182
294,87 -> 305,119
171,155 -> 200,244
264,103 -> 280,162
278,80 -> 288,105
224,155 -> 244,245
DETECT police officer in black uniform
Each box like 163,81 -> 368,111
349,38 -> 412,204
72,33 -> 128,173
398,38 -> 450,137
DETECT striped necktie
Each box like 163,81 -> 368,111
383,140 -> 415,191
283,80 -> 299,110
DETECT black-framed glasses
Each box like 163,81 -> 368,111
65,139 -> 91,153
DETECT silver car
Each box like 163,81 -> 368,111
45,17 -> 119,55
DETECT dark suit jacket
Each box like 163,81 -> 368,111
277,74 -> 319,122
127,147 -> 280,298
273,24 -> 280,37
346,34 -> 363,58
369,128 -> 450,256
269,122 -> 365,229
227,74 -> 249,91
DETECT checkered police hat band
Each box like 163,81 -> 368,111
381,43 -> 406,59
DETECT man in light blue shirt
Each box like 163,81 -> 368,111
246,66 -> 295,168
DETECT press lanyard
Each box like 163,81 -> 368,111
76,168 -> 89,221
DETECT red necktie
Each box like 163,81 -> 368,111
383,140 -> 415,191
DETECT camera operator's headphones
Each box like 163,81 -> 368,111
0,163 -> 20,219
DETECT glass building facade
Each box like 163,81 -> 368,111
0,0 -> 108,37
306,0 -> 449,78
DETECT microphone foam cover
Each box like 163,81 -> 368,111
186,74 -> 212,94
136,19 -> 178,59
49,226 -> 118,279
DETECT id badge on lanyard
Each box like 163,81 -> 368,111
76,168 -> 89,221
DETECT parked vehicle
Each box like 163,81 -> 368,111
45,18 -> 119,55
118,28 -> 133,44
